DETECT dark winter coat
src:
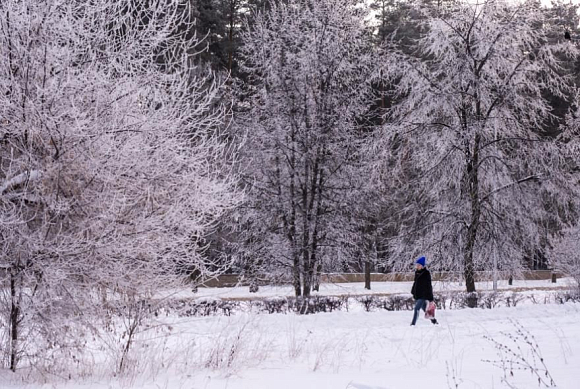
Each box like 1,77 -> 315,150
411,268 -> 434,301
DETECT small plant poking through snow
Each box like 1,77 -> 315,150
483,319 -> 556,388
446,360 -> 464,389
198,316 -> 272,376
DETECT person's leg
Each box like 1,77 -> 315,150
411,299 -> 426,325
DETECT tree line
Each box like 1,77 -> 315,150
209,0 -> 580,296
1,0 -> 579,372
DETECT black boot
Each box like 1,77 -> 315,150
431,318 -> 438,325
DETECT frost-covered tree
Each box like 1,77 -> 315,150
550,98 -> 580,288
376,0 -> 579,293
0,0 -> 240,371
239,0 -> 375,297
549,228 -> 580,288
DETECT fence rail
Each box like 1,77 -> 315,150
200,270 -> 559,288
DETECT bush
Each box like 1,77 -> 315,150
505,292 -> 525,307
357,296 -> 377,312
480,292 -> 503,309
262,298 -> 288,314
376,295 -> 414,311
554,289 -> 580,304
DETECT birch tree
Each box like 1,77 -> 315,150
376,0 -> 579,294
239,0 -> 375,297
0,0 -> 240,371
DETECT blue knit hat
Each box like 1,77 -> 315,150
416,256 -> 426,266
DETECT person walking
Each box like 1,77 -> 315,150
410,256 -> 438,326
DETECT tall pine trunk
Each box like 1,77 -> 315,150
227,0 -> 235,73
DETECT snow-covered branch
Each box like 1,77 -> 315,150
0,170 -> 42,195
479,175 -> 542,204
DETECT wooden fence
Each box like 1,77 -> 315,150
200,270 -> 558,288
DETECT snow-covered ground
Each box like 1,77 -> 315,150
2,302 -> 579,389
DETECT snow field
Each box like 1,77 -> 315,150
2,302 -> 579,389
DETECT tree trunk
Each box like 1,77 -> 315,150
292,254 -> 301,297
249,279 -> 259,293
244,254 -> 259,293
364,260 -> 371,290
301,218 -> 311,297
303,249 -> 315,297
288,126 -> 300,297
303,161 -> 324,297
119,304 -> 141,373
313,262 -> 322,292
301,152 -> 317,298
464,133 -> 482,295
302,267 -> 311,297
304,227 -> 320,296
9,271 -> 20,372
463,251 -> 476,293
